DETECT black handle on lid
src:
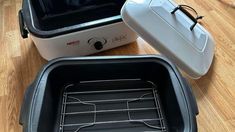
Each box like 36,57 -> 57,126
18,10 -> 28,38
171,5 -> 204,31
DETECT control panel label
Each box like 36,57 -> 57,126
112,34 -> 127,43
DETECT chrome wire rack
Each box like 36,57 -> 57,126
59,79 -> 167,132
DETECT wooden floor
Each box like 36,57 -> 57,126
0,0 -> 235,131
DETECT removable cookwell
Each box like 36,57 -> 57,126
19,56 -> 198,132
59,79 -> 167,132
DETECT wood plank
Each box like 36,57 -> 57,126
0,0 -> 235,131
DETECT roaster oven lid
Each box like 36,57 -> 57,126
121,0 -> 215,79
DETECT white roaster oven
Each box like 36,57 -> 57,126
19,0 -> 137,60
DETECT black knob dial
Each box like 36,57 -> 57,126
94,41 -> 103,50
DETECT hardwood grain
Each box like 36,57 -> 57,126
0,0 -> 235,131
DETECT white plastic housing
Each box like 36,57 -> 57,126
121,0 -> 215,78
31,22 -> 137,60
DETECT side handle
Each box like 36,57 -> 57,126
19,84 -> 35,125
183,78 -> 199,115
18,10 -> 28,38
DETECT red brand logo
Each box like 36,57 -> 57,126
67,40 -> 80,46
